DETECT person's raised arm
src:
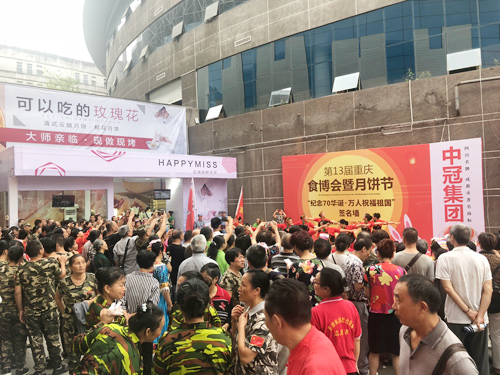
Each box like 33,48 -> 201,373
155,214 -> 168,240
224,217 -> 234,243
127,211 -> 135,232
146,217 -> 158,236
269,221 -> 281,250
251,221 -> 266,245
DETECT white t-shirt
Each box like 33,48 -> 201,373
331,252 -> 350,269
435,246 -> 492,324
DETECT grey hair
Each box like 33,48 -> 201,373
450,224 -> 471,245
190,234 -> 207,254
93,239 -> 105,252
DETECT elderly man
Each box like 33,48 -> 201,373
394,274 -> 478,375
436,224 -> 492,375
177,234 -> 217,275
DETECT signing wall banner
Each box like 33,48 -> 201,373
0,83 -> 186,153
282,138 -> 484,241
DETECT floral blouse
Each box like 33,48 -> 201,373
288,258 -> 324,307
363,262 -> 406,314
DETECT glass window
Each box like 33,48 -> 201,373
429,27 -> 442,49
27,64 -> 33,75
37,65 -> 43,76
84,75 -> 89,85
75,73 -> 80,82
274,40 -> 286,61
16,62 -> 22,74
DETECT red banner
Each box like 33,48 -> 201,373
282,139 -> 485,241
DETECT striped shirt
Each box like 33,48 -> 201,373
270,252 -> 300,277
124,271 -> 160,313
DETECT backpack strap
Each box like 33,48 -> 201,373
121,238 -> 131,270
331,253 -> 337,264
405,253 -> 423,272
431,343 -> 468,375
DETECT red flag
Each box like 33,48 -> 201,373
235,186 -> 244,224
185,178 -> 195,231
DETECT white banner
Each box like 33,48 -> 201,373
182,178 -> 228,222
12,146 -> 237,179
0,83 -> 186,153
430,138 -> 484,239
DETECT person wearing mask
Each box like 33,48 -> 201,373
74,302 -> 164,375
231,269 -> 279,374
55,254 -> 98,373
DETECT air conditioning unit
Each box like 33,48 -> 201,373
63,207 -> 77,221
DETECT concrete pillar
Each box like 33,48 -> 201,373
8,176 -> 18,227
106,179 -> 114,220
85,190 -> 91,219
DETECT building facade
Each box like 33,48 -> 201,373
0,45 -> 107,95
84,0 -> 500,232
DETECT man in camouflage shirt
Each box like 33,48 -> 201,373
153,321 -> 232,375
0,245 -> 28,374
15,240 -> 68,375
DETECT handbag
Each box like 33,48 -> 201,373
488,263 -> 500,313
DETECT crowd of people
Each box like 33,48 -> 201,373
0,209 -> 497,375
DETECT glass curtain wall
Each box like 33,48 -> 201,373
197,0 -> 500,117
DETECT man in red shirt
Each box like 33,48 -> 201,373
265,279 -> 347,375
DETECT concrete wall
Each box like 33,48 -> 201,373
187,66 -> 500,233
108,0 -> 407,103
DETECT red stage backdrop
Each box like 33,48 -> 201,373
282,138 -> 484,241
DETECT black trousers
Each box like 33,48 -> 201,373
448,323 -> 489,375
